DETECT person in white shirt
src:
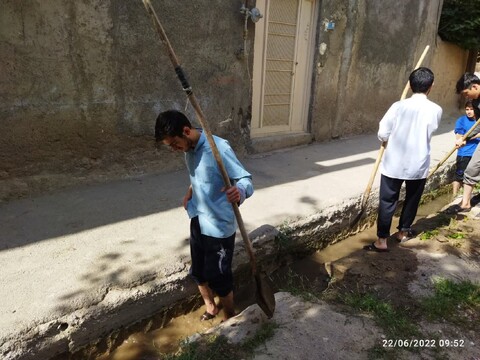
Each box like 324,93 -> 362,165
364,67 -> 443,252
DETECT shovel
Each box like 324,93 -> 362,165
350,45 -> 430,227
142,0 -> 275,318
428,116 -> 480,179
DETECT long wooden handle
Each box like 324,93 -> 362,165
142,0 -> 257,274
400,46 -> 430,100
361,45 -> 430,207
360,142 -> 386,208
428,117 -> 480,178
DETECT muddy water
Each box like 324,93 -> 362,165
97,193 -> 453,360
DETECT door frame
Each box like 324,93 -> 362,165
250,0 -> 318,138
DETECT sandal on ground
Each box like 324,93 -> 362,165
445,204 -> 471,214
200,311 -> 217,321
363,242 -> 389,253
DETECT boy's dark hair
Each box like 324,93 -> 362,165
456,73 -> 480,94
155,110 -> 192,141
409,67 -> 434,94
464,100 -> 479,120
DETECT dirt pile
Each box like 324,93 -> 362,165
197,201 -> 480,360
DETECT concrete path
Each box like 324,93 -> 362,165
0,114 -> 458,359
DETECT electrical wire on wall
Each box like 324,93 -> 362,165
241,0 -> 252,99
240,1 -> 263,99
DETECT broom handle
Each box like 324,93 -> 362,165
428,117 -> 480,178
142,0 -> 257,274
400,46 -> 430,100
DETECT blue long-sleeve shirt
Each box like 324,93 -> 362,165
185,131 -> 253,238
454,114 -> 480,157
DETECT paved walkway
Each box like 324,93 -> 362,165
0,114 -> 458,359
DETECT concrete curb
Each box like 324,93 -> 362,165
0,166 -> 454,359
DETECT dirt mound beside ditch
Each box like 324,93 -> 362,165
196,203 -> 480,360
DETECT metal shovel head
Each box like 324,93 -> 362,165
255,272 -> 276,318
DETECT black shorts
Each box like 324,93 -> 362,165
189,217 -> 235,297
455,156 -> 472,182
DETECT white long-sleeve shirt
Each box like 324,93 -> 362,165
378,93 -> 442,179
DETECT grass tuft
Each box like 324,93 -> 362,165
421,278 -> 480,327
420,230 -> 439,240
343,292 -> 419,339
162,322 -> 278,360
275,222 -> 294,249
162,335 -> 234,360
447,231 -> 465,239
279,269 -> 321,302
241,322 -> 279,353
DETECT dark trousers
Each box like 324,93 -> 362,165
377,175 -> 426,239
189,217 -> 235,297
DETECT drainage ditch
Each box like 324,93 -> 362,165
56,191 -> 453,360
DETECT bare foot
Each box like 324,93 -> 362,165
374,238 -> 387,250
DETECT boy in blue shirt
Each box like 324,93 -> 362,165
155,110 -> 253,321
452,101 -> 480,197
452,73 -> 480,212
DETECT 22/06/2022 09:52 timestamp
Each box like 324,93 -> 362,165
382,339 -> 465,348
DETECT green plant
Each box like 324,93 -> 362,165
447,231 -> 465,239
438,0 -> 480,49
163,322 -> 279,360
275,222 -> 294,249
419,188 -> 439,205
241,322 -> 279,353
448,217 -> 459,228
420,230 -> 439,240
421,278 -> 480,327
162,335 -> 236,360
279,269 -> 320,302
343,293 -> 420,339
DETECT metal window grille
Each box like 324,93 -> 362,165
262,0 -> 299,127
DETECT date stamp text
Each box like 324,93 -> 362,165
382,339 -> 465,348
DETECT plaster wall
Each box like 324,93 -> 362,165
311,0 -> 467,141
429,39 -> 470,111
0,0 -> 253,200
0,0 -> 469,201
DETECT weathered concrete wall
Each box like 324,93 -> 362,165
0,0 -> 253,201
0,0 -> 468,201
311,0 -> 467,141
429,39 -> 470,110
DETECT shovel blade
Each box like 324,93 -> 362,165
255,273 -> 276,318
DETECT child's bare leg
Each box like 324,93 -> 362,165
452,181 -> 461,197
461,183 -> 474,209
219,291 -> 235,320
198,284 -> 219,316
